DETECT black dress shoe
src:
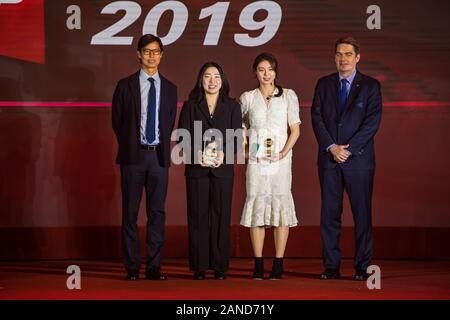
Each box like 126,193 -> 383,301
214,271 -> 227,280
126,273 -> 139,281
354,270 -> 369,281
193,271 -> 206,280
145,268 -> 167,280
319,269 -> 341,280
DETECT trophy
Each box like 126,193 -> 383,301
264,138 -> 274,158
203,131 -> 222,167
248,132 -> 275,163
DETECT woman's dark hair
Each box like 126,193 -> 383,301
188,62 -> 231,102
252,52 -> 283,97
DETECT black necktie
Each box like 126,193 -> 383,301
145,77 -> 156,144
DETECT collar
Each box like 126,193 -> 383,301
339,70 -> 357,85
140,69 -> 160,83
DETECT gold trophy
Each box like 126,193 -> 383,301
264,137 -> 274,158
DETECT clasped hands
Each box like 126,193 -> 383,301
198,150 -> 224,168
330,144 -> 351,164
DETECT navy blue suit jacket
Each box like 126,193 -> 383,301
311,71 -> 382,170
112,70 -> 177,166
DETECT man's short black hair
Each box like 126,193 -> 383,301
137,34 -> 164,52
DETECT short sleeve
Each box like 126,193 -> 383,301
240,91 -> 250,129
286,89 -> 301,126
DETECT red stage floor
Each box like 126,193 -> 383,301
1,258 -> 449,300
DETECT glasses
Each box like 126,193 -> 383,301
141,49 -> 161,56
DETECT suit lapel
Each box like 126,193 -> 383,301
129,71 -> 141,125
343,71 -> 362,115
159,74 -> 168,128
331,73 -> 340,115
199,99 -> 214,127
211,98 -> 225,125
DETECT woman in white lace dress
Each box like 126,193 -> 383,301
240,53 -> 301,280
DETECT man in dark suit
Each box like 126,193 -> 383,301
311,37 -> 382,281
112,34 -> 177,281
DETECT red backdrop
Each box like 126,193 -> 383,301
0,1 -> 449,260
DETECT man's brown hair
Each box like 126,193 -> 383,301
335,37 -> 360,55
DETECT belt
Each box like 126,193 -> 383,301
141,144 -> 158,151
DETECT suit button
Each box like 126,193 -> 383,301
338,123 -> 342,127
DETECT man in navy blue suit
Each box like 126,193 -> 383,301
311,37 -> 382,281
112,34 -> 177,281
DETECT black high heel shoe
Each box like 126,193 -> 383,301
269,257 -> 283,280
252,257 -> 264,280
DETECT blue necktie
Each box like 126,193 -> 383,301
145,77 -> 156,144
339,78 -> 349,115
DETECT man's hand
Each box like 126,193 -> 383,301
330,144 -> 351,163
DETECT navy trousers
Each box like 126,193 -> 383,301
319,166 -> 374,271
120,150 -> 168,274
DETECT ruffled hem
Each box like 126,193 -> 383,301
240,194 -> 298,228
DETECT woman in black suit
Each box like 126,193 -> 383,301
177,62 -> 242,280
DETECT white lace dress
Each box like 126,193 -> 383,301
240,88 -> 301,227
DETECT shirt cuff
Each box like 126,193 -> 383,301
326,144 -> 336,152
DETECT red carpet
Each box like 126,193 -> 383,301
1,258 -> 449,300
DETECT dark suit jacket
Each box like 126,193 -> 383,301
311,71 -> 382,170
177,97 -> 242,178
112,70 -> 177,167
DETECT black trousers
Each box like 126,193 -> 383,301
186,173 -> 233,273
319,166 -> 374,271
120,150 -> 168,274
